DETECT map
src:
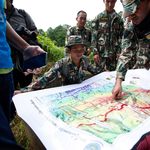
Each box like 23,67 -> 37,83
35,78 -> 150,144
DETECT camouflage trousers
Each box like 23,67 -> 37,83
95,56 -> 117,71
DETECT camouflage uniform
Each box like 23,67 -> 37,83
21,35 -> 102,93
117,21 -> 150,80
65,25 -> 91,56
21,56 -> 102,92
91,10 -> 124,71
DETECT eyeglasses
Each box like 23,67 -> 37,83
71,48 -> 84,53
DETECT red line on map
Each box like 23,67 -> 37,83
77,123 -> 96,128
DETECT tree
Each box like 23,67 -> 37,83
85,19 -> 93,30
38,29 -> 45,36
46,24 -> 70,47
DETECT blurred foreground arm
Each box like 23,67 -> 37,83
6,21 -> 45,75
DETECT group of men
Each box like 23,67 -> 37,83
1,0 -> 150,149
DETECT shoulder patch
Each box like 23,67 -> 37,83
67,30 -> 70,35
91,21 -> 96,28
54,63 -> 60,69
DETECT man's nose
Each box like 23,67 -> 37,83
129,13 -> 136,19
109,2 -> 112,7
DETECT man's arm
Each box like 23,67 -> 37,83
6,21 -> 45,75
111,24 -> 137,101
18,59 -> 64,93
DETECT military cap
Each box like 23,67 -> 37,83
65,35 -> 85,47
122,0 -> 140,17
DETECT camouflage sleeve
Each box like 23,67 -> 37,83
87,58 -> 103,74
91,20 -> 99,55
117,19 -> 124,54
20,60 -> 63,92
88,30 -> 92,49
116,28 -> 137,80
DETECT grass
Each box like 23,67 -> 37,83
11,115 -> 30,149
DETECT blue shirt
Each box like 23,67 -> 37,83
0,0 -> 13,70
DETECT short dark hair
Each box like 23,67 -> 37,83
77,10 -> 87,17
10,0 -> 13,3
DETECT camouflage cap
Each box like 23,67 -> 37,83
65,35 -> 85,47
122,0 -> 140,17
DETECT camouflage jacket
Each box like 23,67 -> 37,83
21,56 -> 102,92
91,10 -> 124,57
66,25 -> 91,55
117,22 -> 150,80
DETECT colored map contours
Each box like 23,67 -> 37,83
36,80 -> 150,144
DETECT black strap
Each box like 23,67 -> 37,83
6,8 -> 15,21
18,9 -> 29,29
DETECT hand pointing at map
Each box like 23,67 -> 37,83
111,78 -> 123,102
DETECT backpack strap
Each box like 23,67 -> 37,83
82,55 -> 89,70
18,9 -> 29,29
72,26 -> 76,35
62,57 -> 69,77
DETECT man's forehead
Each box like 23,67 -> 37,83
105,0 -> 117,2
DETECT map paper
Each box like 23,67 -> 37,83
13,69 -> 150,150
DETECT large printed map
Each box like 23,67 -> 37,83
35,77 -> 150,144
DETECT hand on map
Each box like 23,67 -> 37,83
13,90 -> 22,96
12,90 -> 22,102
111,78 -> 123,102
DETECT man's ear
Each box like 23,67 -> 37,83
147,0 -> 150,9
67,47 -> 71,53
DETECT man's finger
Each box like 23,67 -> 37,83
111,93 -> 117,103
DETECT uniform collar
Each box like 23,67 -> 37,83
76,24 -> 86,31
68,56 -> 86,70
104,9 -> 117,17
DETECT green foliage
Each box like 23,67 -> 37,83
88,52 -> 94,64
11,116 -> 30,150
45,20 -> 93,48
46,24 -> 70,47
37,34 -> 65,62
85,19 -> 93,30
38,29 -> 45,36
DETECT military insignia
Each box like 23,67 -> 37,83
146,34 -> 150,40
145,32 -> 150,40
100,17 -> 109,21
67,31 -> 70,35
55,63 -> 59,69
91,22 -> 96,27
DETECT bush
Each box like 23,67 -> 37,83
37,34 -> 65,62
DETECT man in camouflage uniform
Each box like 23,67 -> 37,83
112,0 -> 150,101
91,0 -> 124,71
65,10 -> 92,57
15,35 -> 102,93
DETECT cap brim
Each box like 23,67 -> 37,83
123,0 -> 139,18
